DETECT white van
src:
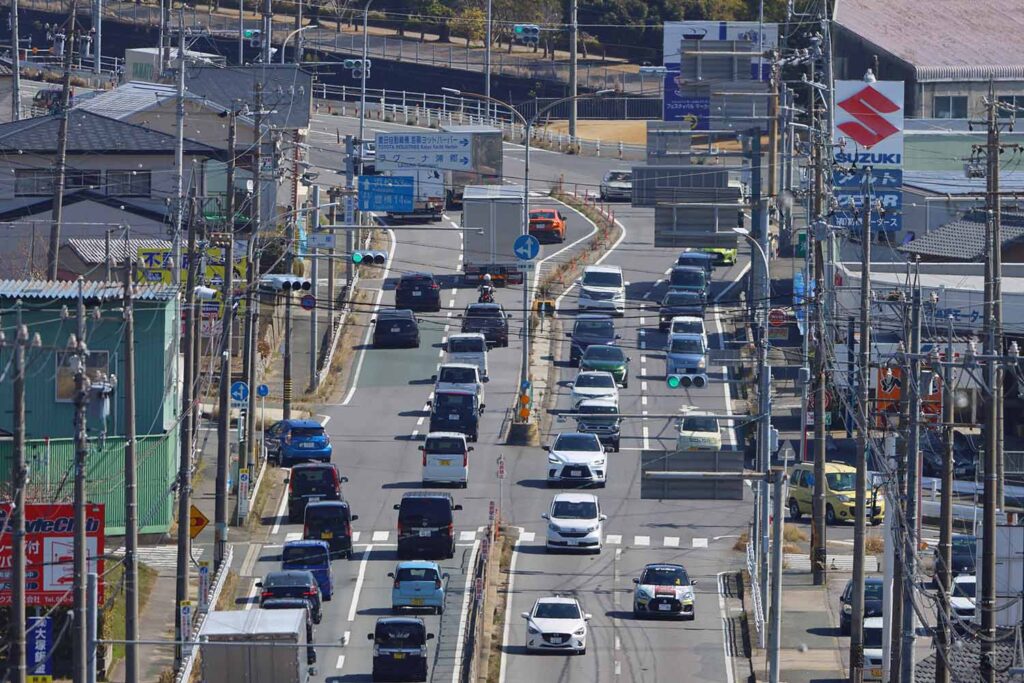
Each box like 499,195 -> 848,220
668,316 -> 707,347
433,363 -> 485,407
445,333 -> 488,379
420,432 -> 472,487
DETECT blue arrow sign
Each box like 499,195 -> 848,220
230,381 -> 249,404
513,234 -> 541,261
256,384 -> 269,397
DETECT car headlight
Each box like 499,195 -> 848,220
697,358 -> 706,369
843,603 -> 852,614
586,525 -> 599,533
548,523 -> 561,533
636,588 -> 652,601
548,455 -> 560,464
527,625 -> 541,635
574,627 -> 587,636
594,459 -> 605,467
837,494 -> 852,503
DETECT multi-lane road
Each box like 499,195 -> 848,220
234,109 -> 755,682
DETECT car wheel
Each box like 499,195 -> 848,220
825,504 -> 836,525
314,610 -> 322,624
622,379 -> 629,389
871,516 -> 882,527
597,480 -> 607,489
788,499 -> 802,521
840,618 -> 850,636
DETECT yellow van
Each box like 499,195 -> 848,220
787,462 -> 884,526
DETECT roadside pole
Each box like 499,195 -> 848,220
934,315 -> 954,683
899,284 -> 922,683
309,186 -> 321,392
767,468 -> 786,682
123,260 -> 140,683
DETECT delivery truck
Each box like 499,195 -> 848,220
199,608 -> 315,683
439,125 -> 503,206
461,185 -> 524,285
384,168 -> 445,221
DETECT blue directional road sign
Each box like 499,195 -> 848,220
513,234 -> 541,261
230,381 -> 249,406
358,175 -> 414,212
256,384 -> 270,398
375,133 -> 473,172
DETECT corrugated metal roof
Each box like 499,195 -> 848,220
834,0 -> 1024,77
897,210 -> 1024,260
915,65 -> 1024,82
67,238 -> 171,265
0,279 -> 178,301
73,82 -> 178,120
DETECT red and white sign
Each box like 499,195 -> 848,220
0,503 -> 105,606
768,308 -> 786,327
833,80 -> 904,167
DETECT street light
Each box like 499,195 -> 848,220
357,0 -> 373,163
281,22 -> 319,64
441,87 -> 615,421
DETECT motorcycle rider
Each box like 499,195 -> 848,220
478,273 -> 495,303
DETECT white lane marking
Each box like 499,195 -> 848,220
634,535 -> 650,547
284,531 -> 302,543
451,535 -> 482,683
351,531 -> 361,543
448,298 -> 456,308
605,534 -> 622,545
641,381 -> 648,392
642,412 -> 650,450
342,631 -> 350,645
615,661 -> 622,676
417,416 -> 425,426
348,544 -> 374,622
372,530 -> 390,542
270,479 -> 290,535
519,531 -> 536,543
693,537 -> 709,548
340,227 -> 398,406
713,262 -> 748,450
244,579 -> 259,610
498,529 -> 525,683
641,395 -> 648,406
459,530 -> 476,541
664,536 -> 680,548
639,316 -> 646,326
336,655 -> 345,669
319,415 -> 332,427
640,355 -> 647,364
240,542 -> 261,577
411,429 -> 419,439
615,635 -> 621,650
718,571 -> 737,683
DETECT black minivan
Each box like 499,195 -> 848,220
395,492 -> 463,560
368,616 -> 434,682
287,463 -> 347,523
427,390 -> 483,442
303,500 -> 358,559
373,309 -> 421,348
395,273 -> 442,312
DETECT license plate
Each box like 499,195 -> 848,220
393,653 -> 406,660
658,604 -> 672,611
571,469 -> 582,477
411,598 -> 424,605
419,529 -> 431,537
439,459 -> 452,466
871,669 -> 882,678
391,327 -> 400,333
567,539 -> 579,546
308,497 -> 321,503
412,291 -> 422,296
449,414 -> 459,420
300,443 -> 316,449
549,637 -> 563,644
321,531 -> 333,539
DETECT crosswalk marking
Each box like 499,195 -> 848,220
351,531 -> 361,543
605,534 -> 622,545
520,531 -> 536,543
111,545 -> 200,570
372,531 -> 390,542
459,531 -> 476,541
785,553 -> 881,572
634,535 -> 650,547
692,537 -> 708,548
663,537 -> 680,548
284,532 -> 302,542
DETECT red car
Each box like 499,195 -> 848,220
528,208 -> 567,243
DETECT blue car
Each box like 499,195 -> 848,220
388,561 -> 448,615
265,418 -> 332,466
282,540 -> 334,601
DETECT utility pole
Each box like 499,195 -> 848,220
91,0 -> 101,75
934,315 -> 954,683
308,186 -> 320,392
345,135 -> 355,294
158,0 -> 167,72
568,0 -> 578,140
899,284 -> 922,683
11,0 -> 21,121
326,190 -> 338,331
283,216 -> 294,420
72,279 -> 89,683
242,83 -> 264,476
810,97 -> 827,587
238,0 -> 244,64
174,197 -> 198,672
173,14 -> 186,288
47,0 -> 78,281
122,257 -> 140,683
260,0 -> 272,63
849,171 -> 873,683
11,303 -> 28,683
215,111 -> 237,571
989,87 -> 1004,512
767,467 -> 785,683
484,0 -> 492,118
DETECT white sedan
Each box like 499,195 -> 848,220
543,492 -> 606,552
544,433 -> 609,487
522,596 -> 591,654
569,371 -> 619,408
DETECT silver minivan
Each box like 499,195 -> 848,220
420,432 -> 472,486
444,333 -> 488,379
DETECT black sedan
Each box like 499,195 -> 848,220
395,272 -> 442,312
658,290 -> 706,331
373,309 -> 421,348
839,576 -> 883,635
459,303 -> 511,347
257,570 -> 323,624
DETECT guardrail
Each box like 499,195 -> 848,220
457,520 -> 497,683
175,544 -> 234,683
745,522 -> 764,647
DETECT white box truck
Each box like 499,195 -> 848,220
461,185 -> 525,286
199,608 -> 315,683
382,168 -> 445,221
439,125 -> 504,206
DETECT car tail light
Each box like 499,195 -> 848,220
463,451 -> 468,467
261,591 -> 273,599
394,578 -> 401,589
447,522 -> 454,537
344,522 -> 352,536
435,578 -> 442,589
303,589 -> 318,597
397,521 -> 404,536
431,283 -> 440,290
288,477 -> 294,494
303,524 -> 309,537
423,451 -> 427,467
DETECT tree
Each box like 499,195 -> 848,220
419,0 -> 454,41
450,6 -> 485,44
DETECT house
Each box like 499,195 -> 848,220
0,279 -> 180,533
59,236 -> 172,282
914,638 -> 1020,682
832,0 -> 1024,118
898,210 -> 1024,262
0,109 -> 223,278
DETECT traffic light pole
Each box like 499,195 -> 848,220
283,217 -> 294,421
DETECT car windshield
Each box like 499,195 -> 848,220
578,403 -> 618,416
606,171 -> 631,183
670,338 -> 704,354
264,572 -> 310,588
584,346 -> 624,362
575,320 -> 614,336
553,434 -> 601,451
375,622 -> 426,647
670,269 -> 705,288
425,437 -> 465,453
291,426 -> 324,438
664,292 -> 701,306
282,545 -> 327,568
292,468 -> 334,492
435,393 -> 473,410
551,501 -> 598,519
952,537 -> 976,552
953,580 -> 976,599
534,602 -> 581,620
398,498 -> 450,525
448,337 -> 485,353
439,367 -> 477,383
575,374 -> 615,388
582,271 -> 623,288
682,416 -> 718,433
532,210 -> 557,219
864,627 -> 883,648
865,582 -> 883,600
826,472 -> 857,491
467,306 -> 502,317
671,322 -> 703,336
640,566 -> 689,586
396,567 -> 439,582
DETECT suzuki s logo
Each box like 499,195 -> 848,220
837,86 -> 901,149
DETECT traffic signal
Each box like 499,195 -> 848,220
351,250 -> 387,265
259,275 -> 312,291
344,58 -> 371,78
243,28 -> 261,47
513,24 -> 540,46
666,372 -> 707,389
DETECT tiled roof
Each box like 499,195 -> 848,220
834,0 -> 1024,78
898,210 -> 1024,261
73,81 -> 178,120
915,638 -> 1019,682
67,238 -> 171,265
0,279 -> 178,301
184,65 -> 312,130
0,110 -> 219,155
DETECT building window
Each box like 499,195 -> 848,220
66,170 -> 102,190
107,170 -> 152,197
998,95 -> 1024,118
933,95 -> 967,119
14,169 -> 53,196
55,350 -> 109,402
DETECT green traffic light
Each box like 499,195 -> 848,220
514,25 -> 524,34
352,252 -> 363,263
667,375 -> 681,389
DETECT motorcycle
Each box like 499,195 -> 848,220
478,286 -> 495,304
